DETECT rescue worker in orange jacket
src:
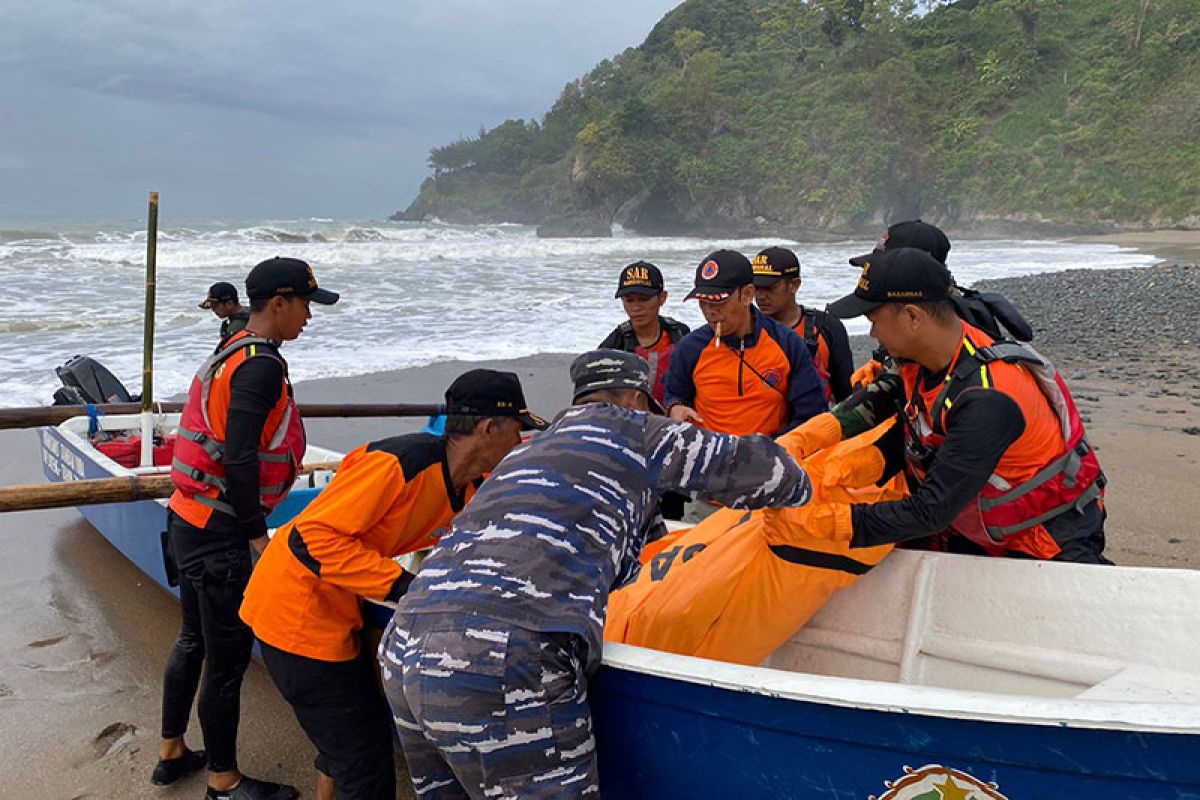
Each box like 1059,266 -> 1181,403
240,370 -> 545,800
664,249 -> 827,438
803,247 -> 1109,563
157,257 -> 338,800
752,246 -> 853,402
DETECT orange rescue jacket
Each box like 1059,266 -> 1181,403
240,433 -> 474,661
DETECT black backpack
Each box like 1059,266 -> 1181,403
951,287 -> 1034,342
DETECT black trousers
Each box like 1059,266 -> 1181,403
260,641 -> 396,800
160,512 -> 255,773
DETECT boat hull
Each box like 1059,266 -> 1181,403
40,424 -> 176,592
591,658 -> 1200,799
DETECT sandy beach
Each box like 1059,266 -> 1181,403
1073,229 -> 1200,266
1,248 -> 1197,798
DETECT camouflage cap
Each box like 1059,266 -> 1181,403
570,349 -> 665,414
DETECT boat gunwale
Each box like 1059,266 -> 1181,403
599,641 -> 1200,735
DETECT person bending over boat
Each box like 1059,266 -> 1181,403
240,370 -> 545,800
752,246 -> 854,403
664,249 -> 828,438
797,247 -> 1109,563
157,257 -> 338,800
379,349 -> 814,800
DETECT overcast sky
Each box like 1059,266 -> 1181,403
0,1 -> 679,220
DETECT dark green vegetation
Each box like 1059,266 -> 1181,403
397,0 -> 1200,235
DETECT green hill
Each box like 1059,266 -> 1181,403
396,0 -> 1200,236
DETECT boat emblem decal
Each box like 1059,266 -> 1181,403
871,764 -> 1007,800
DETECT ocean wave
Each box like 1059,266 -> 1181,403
0,219 -> 1162,408
0,229 -> 62,244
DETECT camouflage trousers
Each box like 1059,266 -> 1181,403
379,612 -> 600,799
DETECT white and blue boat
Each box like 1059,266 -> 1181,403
41,410 -> 1200,799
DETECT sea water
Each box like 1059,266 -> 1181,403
0,217 -> 1159,407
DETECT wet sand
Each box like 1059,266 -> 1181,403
1073,229 -> 1200,265
0,428 -> 318,798
2,254 -> 1198,797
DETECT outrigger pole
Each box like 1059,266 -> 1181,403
140,191 -> 159,468
0,401 -> 446,431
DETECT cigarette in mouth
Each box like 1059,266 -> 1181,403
714,321 -> 722,348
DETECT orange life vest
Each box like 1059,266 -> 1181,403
169,330 -> 306,528
900,323 -> 1103,559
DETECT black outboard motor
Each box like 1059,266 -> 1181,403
52,355 -> 139,405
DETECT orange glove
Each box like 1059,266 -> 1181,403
851,358 -> 884,389
775,413 -> 842,461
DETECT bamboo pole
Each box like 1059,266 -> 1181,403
0,402 -> 446,431
0,460 -> 342,513
140,192 -> 159,467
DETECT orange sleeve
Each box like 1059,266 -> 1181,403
289,450 -> 406,600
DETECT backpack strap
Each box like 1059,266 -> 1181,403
798,307 -> 821,353
661,316 -> 690,344
616,320 -> 638,351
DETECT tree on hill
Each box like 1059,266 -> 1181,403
402,0 -> 1200,232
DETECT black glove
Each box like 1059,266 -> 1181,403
385,569 -> 416,602
831,370 -> 903,438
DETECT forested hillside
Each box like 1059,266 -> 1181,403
396,0 -> 1200,236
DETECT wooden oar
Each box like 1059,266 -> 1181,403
0,460 -> 342,513
0,402 -> 445,431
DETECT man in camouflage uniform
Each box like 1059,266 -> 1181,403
380,349 -> 814,799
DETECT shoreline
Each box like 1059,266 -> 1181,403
1070,229 -> 1200,266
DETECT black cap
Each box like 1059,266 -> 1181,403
752,247 -> 801,287
199,281 -> 238,309
685,250 -> 753,302
570,349 -> 665,414
828,247 -> 954,319
444,369 -> 547,431
849,220 -> 951,267
245,257 -> 339,305
615,261 -> 665,298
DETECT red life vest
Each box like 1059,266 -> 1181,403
795,307 -> 833,403
169,331 -> 306,527
901,327 -> 1104,558
618,317 -> 689,405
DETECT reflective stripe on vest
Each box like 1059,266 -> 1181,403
170,330 -> 305,520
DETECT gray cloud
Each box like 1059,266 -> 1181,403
0,1 -> 678,217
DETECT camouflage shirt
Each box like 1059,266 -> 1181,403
396,403 -> 812,669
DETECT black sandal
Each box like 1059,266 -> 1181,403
150,748 -> 207,786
